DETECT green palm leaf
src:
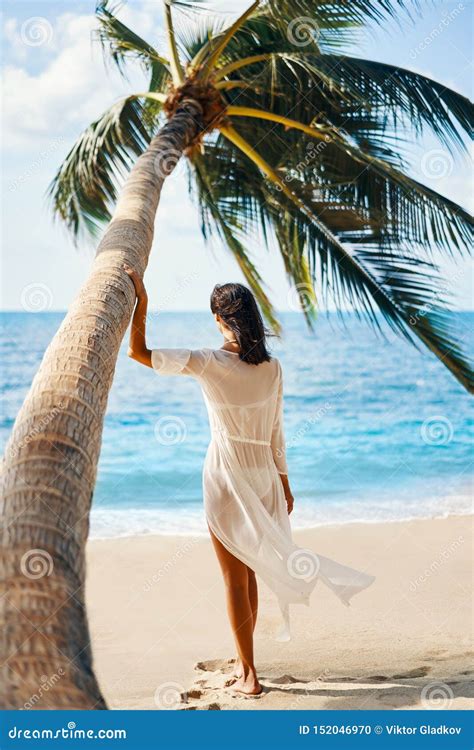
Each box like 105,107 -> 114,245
96,2 -> 170,86
48,96 -> 152,239
212,123 -> 473,391
221,108 -> 473,256
190,152 -> 280,332
314,56 -> 473,150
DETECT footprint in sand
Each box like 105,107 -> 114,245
194,658 -> 236,674
181,702 -> 221,711
266,674 -> 307,685
186,689 -> 205,700
364,665 -> 431,683
392,666 -> 431,679
426,649 -> 449,660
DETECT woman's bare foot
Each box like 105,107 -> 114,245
229,670 -> 262,696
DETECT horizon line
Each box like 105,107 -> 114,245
1,308 -> 474,314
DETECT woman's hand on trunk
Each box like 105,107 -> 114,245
124,266 -> 147,302
124,265 -> 152,368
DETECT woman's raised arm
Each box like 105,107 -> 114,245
124,266 -> 152,368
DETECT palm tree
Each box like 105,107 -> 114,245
1,0 -> 472,709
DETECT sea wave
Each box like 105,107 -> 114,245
90,491 -> 472,539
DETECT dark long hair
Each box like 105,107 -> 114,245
210,283 -> 271,365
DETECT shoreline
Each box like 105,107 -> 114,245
89,507 -> 473,542
89,497 -> 473,541
86,514 -> 473,710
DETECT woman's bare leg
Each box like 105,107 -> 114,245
248,568 -> 258,630
209,529 -> 261,695
233,569 -> 258,680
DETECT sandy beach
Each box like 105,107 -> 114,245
85,515 -> 473,710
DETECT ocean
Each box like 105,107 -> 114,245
1,311 -> 472,538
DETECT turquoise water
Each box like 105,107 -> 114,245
1,312 -> 472,537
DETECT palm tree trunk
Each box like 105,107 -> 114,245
0,98 -> 203,709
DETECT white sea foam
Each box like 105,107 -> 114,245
90,506 -> 208,539
90,492 -> 472,539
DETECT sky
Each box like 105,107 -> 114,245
1,0 -> 473,312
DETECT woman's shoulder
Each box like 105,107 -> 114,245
208,349 -> 281,366
270,354 -> 282,371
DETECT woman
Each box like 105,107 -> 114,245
125,267 -> 375,697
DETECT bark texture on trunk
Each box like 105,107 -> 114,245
0,99 -> 203,709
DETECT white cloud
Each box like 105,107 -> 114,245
2,10 -> 151,150
3,18 -> 28,61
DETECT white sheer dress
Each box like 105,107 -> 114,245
151,347 -> 375,640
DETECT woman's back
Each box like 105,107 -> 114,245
200,350 -> 280,443
152,348 -> 281,439
151,346 -> 288,475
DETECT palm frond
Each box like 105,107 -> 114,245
274,216 -> 318,327
197,1 -> 260,77
315,56 -> 473,151
48,96 -> 152,239
266,0 -> 414,24
96,2 -> 171,88
218,123 -> 473,390
189,152 -> 280,332
217,47 -> 472,153
224,108 -> 473,257
164,0 -> 186,83
172,8 -> 228,65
